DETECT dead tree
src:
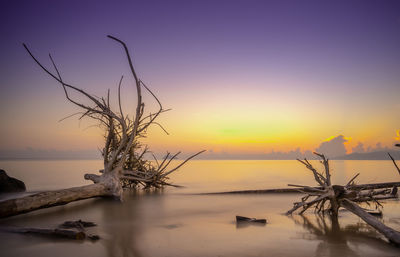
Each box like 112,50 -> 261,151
0,35 -> 204,218
287,152 -> 400,245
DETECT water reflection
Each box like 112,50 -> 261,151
291,214 -> 392,257
235,221 -> 266,229
1,160 -> 400,257
101,190 -> 166,257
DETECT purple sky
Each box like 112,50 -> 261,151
1,0 -> 400,157
2,0 -> 400,91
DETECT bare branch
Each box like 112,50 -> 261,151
161,150 -> 206,178
58,112 -> 83,122
296,158 -> 326,186
286,193 -> 330,215
287,184 -> 325,193
158,152 -> 181,174
117,76 -> 124,118
388,152 -> 400,175
346,173 -> 360,187
313,152 -> 331,186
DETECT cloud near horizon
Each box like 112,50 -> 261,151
352,142 -> 365,153
0,134 -> 397,160
315,135 -> 349,158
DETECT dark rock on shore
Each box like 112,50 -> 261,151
0,170 -> 26,193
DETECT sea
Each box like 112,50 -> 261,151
0,160 -> 399,257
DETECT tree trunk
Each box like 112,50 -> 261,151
341,198 -> 400,245
6,36 -> 204,221
0,183 -> 110,218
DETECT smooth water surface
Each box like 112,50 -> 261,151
0,160 -> 399,257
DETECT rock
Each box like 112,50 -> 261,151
0,170 -> 26,193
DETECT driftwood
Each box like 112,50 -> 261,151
204,182 -> 400,195
363,209 -> 383,217
59,220 -> 97,230
236,215 -> 267,224
287,152 -> 400,246
341,199 -> 400,245
0,219 -> 100,240
0,36 -> 204,218
0,184 -> 107,218
0,227 -> 87,240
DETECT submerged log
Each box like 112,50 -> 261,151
205,188 -> 303,194
0,226 -> 87,240
59,220 -> 97,229
205,181 -> 400,195
341,199 -> 400,245
236,215 -> 267,224
0,183 -> 109,218
364,209 -> 383,217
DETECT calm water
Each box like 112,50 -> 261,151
0,160 -> 399,257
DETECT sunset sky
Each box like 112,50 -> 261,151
1,0 -> 400,158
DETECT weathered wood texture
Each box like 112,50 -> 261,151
0,183 -> 108,218
285,152 -> 400,246
341,199 -> 400,245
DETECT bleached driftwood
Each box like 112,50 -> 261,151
341,199 -> 400,245
286,152 -> 400,246
0,36 -> 203,218
0,184 -> 107,218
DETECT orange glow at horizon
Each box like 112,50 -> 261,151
1,0 -> 400,160
2,78 -> 398,157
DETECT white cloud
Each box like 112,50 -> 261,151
315,135 -> 348,158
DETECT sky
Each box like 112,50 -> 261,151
0,0 -> 400,159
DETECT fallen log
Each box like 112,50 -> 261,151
0,184 -> 109,218
203,181 -> 400,195
204,188 -> 302,195
348,182 -> 400,191
341,199 -> 400,245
